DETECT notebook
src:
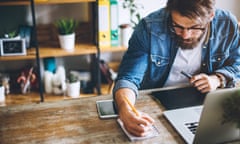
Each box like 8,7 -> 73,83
161,87 -> 240,144
117,118 -> 160,141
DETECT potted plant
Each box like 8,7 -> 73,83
122,0 -> 143,28
119,0 -> 143,47
66,72 -> 80,98
3,29 -> 21,39
54,18 -> 78,52
4,30 -> 18,38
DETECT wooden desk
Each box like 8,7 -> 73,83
0,90 -> 184,144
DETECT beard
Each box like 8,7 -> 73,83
176,32 -> 205,49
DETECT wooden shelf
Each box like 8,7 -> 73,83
0,49 -> 36,61
0,92 -> 96,107
0,45 -> 127,61
39,43 -> 97,58
0,84 -> 111,107
0,43 -> 97,61
100,46 -> 127,53
0,0 -> 96,6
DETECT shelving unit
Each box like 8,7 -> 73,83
0,0 -> 95,5
0,0 -> 127,104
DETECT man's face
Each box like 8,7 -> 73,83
171,11 -> 207,49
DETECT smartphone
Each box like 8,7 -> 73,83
96,99 -> 118,119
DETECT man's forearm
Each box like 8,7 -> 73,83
114,88 -> 136,112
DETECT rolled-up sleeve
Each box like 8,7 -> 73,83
112,79 -> 138,98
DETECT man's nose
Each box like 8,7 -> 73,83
180,29 -> 192,39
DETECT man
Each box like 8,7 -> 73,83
113,0 -> 240,137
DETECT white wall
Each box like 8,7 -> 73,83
118,0 -> 239,25
118,0 -> 167,25
216,0 -> 240,19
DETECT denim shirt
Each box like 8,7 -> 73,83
113,8 -> 240,97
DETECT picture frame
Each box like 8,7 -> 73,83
0,38 -> 26,56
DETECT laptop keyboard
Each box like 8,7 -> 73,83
185,122 -> 199,135
194,106 -> 203,115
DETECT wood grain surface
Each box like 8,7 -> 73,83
0,90 -> 184,144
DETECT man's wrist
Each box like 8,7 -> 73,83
215,73 -> 226,88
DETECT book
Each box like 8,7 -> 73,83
110,0 -> 119,46
117,118 -> 160,141
98,0 -> 111,48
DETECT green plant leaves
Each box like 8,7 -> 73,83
68,73 -> 79,83
122,0 -> 143,28
54,18 -> 78,35
8,30 -> 18,38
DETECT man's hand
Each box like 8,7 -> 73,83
115,88 -> 155,136
190,73 -> 221,93
119,108 -> 154,136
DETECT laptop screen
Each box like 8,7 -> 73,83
151,86 -> 206,110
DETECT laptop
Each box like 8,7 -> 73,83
161,87 -> 240,144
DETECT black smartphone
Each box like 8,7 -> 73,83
96,99 -> 118,119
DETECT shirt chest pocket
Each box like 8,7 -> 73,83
151,55 -> 169,67
149,55 -> 169,81
210,53 -> 228,69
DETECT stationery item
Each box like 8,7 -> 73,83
180,71 -> 192,79
123,96 -> 140,116
110,0 -> 119,46
117,118 -> 160,141
17,67 -> 37,94
118,96 -> 160,141
98,0 -> 111,48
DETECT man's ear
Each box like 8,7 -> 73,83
209,11 -> 215,21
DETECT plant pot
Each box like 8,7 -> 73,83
66,81 -> 80,98
58,33 -> 75,52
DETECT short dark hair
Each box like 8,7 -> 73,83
166,0 -> 215,23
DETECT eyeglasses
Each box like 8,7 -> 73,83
170,22 -> 206,35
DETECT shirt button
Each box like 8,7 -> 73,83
202,63 -> 206,66
203,45 -> 207,49
217,58 -> 221,61
157,61 -> 161,65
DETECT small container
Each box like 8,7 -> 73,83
66,81 -> 80,98
0,86 -> 5,102
119,24 -> 133,48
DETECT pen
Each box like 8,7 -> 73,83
124,96 -> 140,116
180,71 -> 192,79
